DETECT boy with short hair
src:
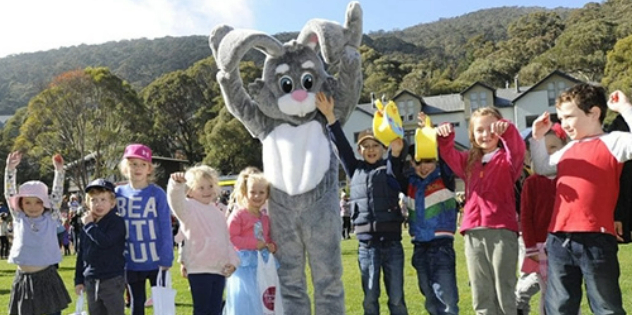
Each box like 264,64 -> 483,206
404,138 -> 459,315
74,178 -> 126,315
531,83 -> 631,315
316,92 -> 408,315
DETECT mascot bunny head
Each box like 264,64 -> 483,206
209,2 -> 363,134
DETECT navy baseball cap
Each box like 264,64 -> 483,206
85,178 -> 115,193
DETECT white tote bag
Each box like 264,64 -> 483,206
257,252 -> 284,315
70,291 -> 88,315
151,270 -> 176,315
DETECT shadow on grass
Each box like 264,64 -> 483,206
0,289 -> 10,295
57,266 -> 76,271
0,269 -> 16,276
176,302 -> 192,307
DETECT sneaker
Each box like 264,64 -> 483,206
144,298 -> 153,307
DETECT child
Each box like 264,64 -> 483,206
404,112 -> 459,315
167,165 -> 239,315
436,107 -> 525,315
74,178 -> 126,315
4,151 -> 71,315
316,92 -> 408,315
531,84 -> 630,315
224,169 -> 278,315
115,144 -> 174,315
519,124 -> 567,314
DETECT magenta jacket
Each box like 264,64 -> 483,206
437,120 -> 525,234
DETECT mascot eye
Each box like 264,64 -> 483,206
279,76 -> 294,93
301,73 -> 314,90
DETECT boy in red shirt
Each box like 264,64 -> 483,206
531,84 -> 631,315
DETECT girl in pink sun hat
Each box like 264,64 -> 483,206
4,151 -> 71,315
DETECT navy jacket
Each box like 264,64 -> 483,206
327,121 -> 405,241
74,208 -> 126,285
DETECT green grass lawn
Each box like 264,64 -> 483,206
1,234 -> 631,314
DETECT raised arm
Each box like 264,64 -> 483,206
436,124 -> 468,180
4,151 -> 22,216
167,173 -> 188,222
316,92 -> 359,176
210,26 -> 279,138
50,154 -> 65,222
496,120 -> 526,181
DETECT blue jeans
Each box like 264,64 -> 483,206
188,273 -> 225,315
358,239 -> 408,315
412,238 -> 459,315
545,232 -> 625,315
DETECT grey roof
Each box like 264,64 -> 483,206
422,94 -> 463,113
495,87 -> 531,107
356,103 -> 376,115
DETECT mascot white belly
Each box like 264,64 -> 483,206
262,121 -> 331,196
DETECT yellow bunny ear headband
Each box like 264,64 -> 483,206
372,97 -> 404,146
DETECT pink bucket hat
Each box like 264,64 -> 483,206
9,181 -> 51,211
123,144 -> 152,162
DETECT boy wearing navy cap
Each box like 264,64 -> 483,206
74,179 -> 126,315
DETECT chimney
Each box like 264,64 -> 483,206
514,75 -> 520,93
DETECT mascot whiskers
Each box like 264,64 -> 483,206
209,2 -> 363,314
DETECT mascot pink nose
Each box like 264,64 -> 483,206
291,90 -> 308,101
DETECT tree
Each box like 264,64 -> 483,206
602,35 -> 632,97
14,67 -> 148,192
142,70 -> 209,163
202,108 -> 262,175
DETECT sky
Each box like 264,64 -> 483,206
0,0 -> 594,58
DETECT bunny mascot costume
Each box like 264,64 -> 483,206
209,2 -> 363,314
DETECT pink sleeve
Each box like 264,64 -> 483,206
437,125 -> 468,180
498,120 -> 526,181
228,210 -> 258,250
520,178 -> 537,251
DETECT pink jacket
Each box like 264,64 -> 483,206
227,208 -> 275,250
437,120 -> 525,234
167,180 -> 240,275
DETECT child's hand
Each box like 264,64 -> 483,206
75,284 -> 84,296
266,242 -> 277,253
435,123 -> 453,137
315,92 -> 337,125
256,240 -> 266,250
223,264 -> 236,277
390,138 -> 404,157
615,221 -> 624,242
490,120 -> 509,137
532,112 -> 552,140
607,90 -> 632,113
171,172 -> 186,184
6,151 -> 22,171
180,264 -> 188,278
81,212 -> 94,225
417,112 -> 427,128
52,154 -> 64,171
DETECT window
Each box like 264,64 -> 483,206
548,81 -> 567,106
479,92 -> 488,106
404,129 -> 415,145
406,100 -> 415,121
470,93 -> 479,111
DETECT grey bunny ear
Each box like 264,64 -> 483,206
297,2 -> 363,64
209,27 -> 284,72
297,19 -> 344,65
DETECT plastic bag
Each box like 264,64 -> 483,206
69,291 -> 88,315
151,270 -> 176,315
257,252 -> 284,315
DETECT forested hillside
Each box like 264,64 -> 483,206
0,4 -> 584,116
